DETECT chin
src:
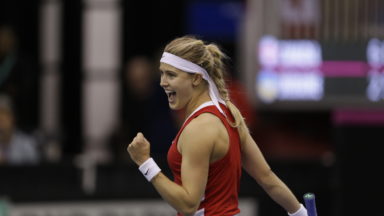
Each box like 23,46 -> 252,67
169,103 -> 183,111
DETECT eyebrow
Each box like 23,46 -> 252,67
164,70 -> 177,75
159,67 -> 175,73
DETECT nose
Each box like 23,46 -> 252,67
160,74 -> 168,87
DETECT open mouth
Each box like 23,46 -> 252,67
165,90 -> 176,103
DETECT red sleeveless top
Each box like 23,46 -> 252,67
167,103 -> 242,216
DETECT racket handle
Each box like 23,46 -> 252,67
303,193 -> 318,216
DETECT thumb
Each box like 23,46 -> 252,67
136,132 -> 146,141
137,132 -> 144,138
137,132 -> 149,143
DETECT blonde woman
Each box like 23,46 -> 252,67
128,36 -> 307,216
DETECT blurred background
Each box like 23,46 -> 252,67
0,0 -> 383,215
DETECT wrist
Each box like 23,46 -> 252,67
136,156 -> 150,166
288,204 -> 307,216
138,157 -> 161,182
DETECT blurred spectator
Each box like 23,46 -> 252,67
0,25 -> 16,87
109,56 -> 177,162
0,95 -> 40,165
0,24 -> 38,133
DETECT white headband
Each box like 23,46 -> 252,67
160,52 -> 226,115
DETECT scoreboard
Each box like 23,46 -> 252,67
253,36 -> 384,110
240,0 -> 384,110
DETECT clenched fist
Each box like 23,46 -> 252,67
127,132 -> 151,166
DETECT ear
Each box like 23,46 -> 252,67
192,73 -> 203,86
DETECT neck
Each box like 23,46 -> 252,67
184,90 -> 211,120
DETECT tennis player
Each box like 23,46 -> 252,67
128,36 -> 308,216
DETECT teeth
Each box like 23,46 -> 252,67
165,90 -> 175,97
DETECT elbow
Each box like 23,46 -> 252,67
180,208 -> 198,216
257,168 -> 275,187
178,201 -> 199,216
171,189 -> 201,215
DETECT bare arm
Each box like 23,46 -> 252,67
128,115 -> 217,215
239,127 -> 302,214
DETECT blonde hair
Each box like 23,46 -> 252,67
164,36 -> 248,132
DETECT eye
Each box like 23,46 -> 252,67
165,71 -> 177,78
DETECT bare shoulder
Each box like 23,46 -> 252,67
186,113 -> 222,134
179,113 -> 223,150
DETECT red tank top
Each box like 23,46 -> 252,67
167,103 -> 242,216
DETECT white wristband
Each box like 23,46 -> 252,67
138,158 -> 161,182
288,204 -> 307,216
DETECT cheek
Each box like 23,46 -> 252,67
176,83 -> 193,98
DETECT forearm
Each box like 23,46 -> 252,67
151,172 -> 199,215
259,171 -> 301,213
241,136 -> 302,214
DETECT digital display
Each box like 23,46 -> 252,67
366,38 -> 384,102
257,36 -> 324,103
254,36 -> 384,109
